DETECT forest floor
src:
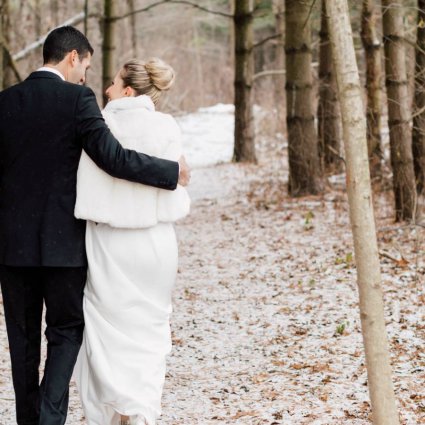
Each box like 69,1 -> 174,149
0,136 -> 424,424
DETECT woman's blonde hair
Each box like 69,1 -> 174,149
120,58 -> 175,105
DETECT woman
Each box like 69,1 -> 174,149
73,58 -> 190,425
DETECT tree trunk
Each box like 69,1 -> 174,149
273,0 -> 285,134
35,0 -> 42,37
0,0 -> 4,90
127,0 -> 138,57
318,0 -> 342,174
412,0 -> 425,195
194,23 -> 205,106
50,0 -> 59,27
0,0 -> 20,86
84,0 -> 89,35
325,1 -> 401,424
361,0 -> 383,177
285,0 -> 322,195
233,0 -> 256,163
229,0 -> 235,65
2,0 -> 13,88
102,0 -> 117,106
382,0 -> 416,221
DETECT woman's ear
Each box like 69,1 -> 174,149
125,86 -> 135,97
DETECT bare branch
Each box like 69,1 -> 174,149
108,0 -> 168,20
12,1 -> 232,64
412,102 -> 425,119
303,0 -> 319,30
164,0 -> 232,18
254,60 -> 319,82
115,0 -> 233,21
0,32 -> 22,82
12,12 -> 87,61
253,33 -> 282,50
253,69 -> 285,81
3,46 -> 22,82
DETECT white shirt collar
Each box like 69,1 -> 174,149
36,67 -> 65,81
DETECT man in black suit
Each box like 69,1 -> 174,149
0,26 -> 189,425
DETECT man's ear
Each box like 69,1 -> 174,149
69,50 -> 79,66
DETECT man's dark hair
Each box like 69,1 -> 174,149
43,26 -> 94,64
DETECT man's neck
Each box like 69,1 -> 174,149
38,65 -> 66,81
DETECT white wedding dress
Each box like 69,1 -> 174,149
73,95 -> 190,425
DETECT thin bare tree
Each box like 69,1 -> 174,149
1,0 -> 14,88
361,0 -> 383,177
127,0 -> 138,57
50,0 -> 59,26
413,0 -> 425,195
382,0 -> 416,220
102,0 -> 118,106
233,0 -> 256,163
35,0 -> 42,37
0,0 -> 20,87
229,0 -> 235,65
272,0 -> 285,133
0,0 -> 4,90
326,1 -> 401,424
285,0 -> 322,195
318,0 -> 342,174
84,0 -> 89,35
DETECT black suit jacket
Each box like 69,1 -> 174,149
0,71 -> 179,267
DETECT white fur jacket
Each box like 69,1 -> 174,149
74,95 -> 190,228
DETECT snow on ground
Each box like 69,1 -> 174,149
0,104 -> 424,424
176,103 -> 235,169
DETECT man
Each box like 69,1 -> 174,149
0,26 -> 190,425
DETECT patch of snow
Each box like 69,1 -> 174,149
176,103 -> 234,169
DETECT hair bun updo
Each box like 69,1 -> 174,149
121,57 -> 175,106
144,58 -> 175,91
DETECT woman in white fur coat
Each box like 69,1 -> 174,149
73,58 -> 190,425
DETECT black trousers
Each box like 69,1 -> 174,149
0,266 -> 87,425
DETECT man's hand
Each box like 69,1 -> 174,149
178,155 -> 191,187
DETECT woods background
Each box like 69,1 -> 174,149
1,0 -> 236,111
0,1 -> 424,424
2,0 -> 424,223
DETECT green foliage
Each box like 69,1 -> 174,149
335,321 -> 349,336
304,211 -> 315,230
253,0 -> 275,32
198,19 -> 230,42
335,252 -> 354,267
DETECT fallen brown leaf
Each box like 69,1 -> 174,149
231,410 -> 258,419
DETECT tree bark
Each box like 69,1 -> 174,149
318,0 -> 342,174
233,0 -> 256,163
361,0 -> 383,177
273,0 -> 285,133
84,0 -> 89,35
382,0 -> 416,221
50,0 -> 59,27
229,0 -> 235,65
285,0 -> 322,195
0,0 -> 4,90
127,0 -> 138,57
102,0 -> 117,106
35,0 -> 42,37
412,0 -> 425,195
325,1 -> 401,424
2,0 -> 13,88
